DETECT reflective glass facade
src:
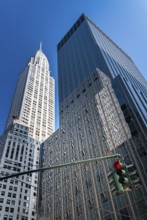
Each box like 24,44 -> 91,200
58,14 -> 147,128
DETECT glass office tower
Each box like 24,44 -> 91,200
38,14 -> 147,219
58,14 -> 147,131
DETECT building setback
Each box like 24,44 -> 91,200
38,14 -> 147,220
0,47 -> 55,220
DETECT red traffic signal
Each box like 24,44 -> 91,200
113,160 -> 122,169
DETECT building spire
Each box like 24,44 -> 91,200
40,41 -> 42,51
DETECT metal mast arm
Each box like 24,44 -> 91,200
0,154 -> 121,181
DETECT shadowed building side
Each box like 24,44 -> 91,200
37,69 -> 147,220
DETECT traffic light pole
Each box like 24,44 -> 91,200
0,154 -> 121,181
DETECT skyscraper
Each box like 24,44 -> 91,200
0,47 -> 55,220
57,14 -> 147,131
6,45 -> 55,143
39,14 -> 147,219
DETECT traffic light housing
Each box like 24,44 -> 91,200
113,160 -> 129,186
125,164 -> 141,189
108,169 -> 124,194
108,160 -> 141,194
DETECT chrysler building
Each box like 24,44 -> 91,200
6,45 -> 55,142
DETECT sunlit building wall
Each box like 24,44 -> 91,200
0,122 -> 40,220
6,47 -> 55,143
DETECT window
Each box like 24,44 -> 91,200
3,185 -> 6,189
11,200 -> 15,205
8,192 -> 12,197
5,207 -> 9,212
9,186 -> 13,190
6,199 -> 10,204
0,198 -> 4,203
1,191 -> 5,196
4,215 -> 8,220
12,193 -> 16,198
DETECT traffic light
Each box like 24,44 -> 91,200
112,160 -> 141,190
125,164 -> 141,189
108,169 -> 124,194
108,160 -> 141,193
113,160 -> 129,186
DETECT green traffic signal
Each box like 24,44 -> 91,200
113,172 -> 124,192
108,170 -> 124,193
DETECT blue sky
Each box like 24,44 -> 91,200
0,0 -> 147,134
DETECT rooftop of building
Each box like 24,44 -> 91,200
57,13 -> 132,62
